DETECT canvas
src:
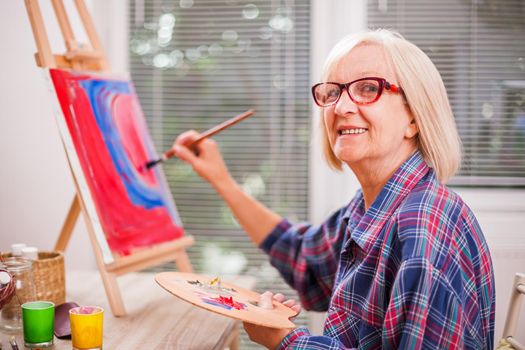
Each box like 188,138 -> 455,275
49,68 -> 184,257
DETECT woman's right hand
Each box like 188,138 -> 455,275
171,130 -> 232,188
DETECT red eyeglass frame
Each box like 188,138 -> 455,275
311,77 -> 404,107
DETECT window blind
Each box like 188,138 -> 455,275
128,1 -> 310,347
368,0 -> 525,186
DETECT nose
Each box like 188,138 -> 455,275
334,88 -> 358,116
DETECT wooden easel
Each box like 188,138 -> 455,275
24,0 -> 195,316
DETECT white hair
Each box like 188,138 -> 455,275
318,29 -> 462,183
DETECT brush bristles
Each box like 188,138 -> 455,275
145,158 -> 162,169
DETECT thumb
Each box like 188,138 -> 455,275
259,291 -> 274,310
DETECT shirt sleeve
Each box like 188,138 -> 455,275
382,258 -> 464,349
277,328 -> 355,350
259,208 -> 348,311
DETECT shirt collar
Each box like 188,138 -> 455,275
346,151 -> 430,252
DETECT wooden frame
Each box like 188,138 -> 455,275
24,0 -> 194,316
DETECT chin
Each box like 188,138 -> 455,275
334,148 -> 362,165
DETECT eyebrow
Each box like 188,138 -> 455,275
355,71 -> 382,78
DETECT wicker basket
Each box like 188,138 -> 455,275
33,251 -> 66,305
1,251 -> 65,305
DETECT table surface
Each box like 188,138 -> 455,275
0,270 -> 255,349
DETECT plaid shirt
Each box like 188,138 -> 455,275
261,151 -> 495,349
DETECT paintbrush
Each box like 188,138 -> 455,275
9,336 -> 18,350
144,109 -> 255,169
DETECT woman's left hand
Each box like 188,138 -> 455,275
243,291 -> 301,349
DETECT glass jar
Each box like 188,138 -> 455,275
0,257 -> 37,332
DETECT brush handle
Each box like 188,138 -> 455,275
10,336 -> 19,350
163,109 -> 255,160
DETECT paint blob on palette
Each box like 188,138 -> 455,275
183,277 -> 244,309
49,69 -> 184,255
187,277 -> 237,296
156,272 -> 297,328
197,292 -> 248,311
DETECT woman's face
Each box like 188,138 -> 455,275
323,44 -> 417,170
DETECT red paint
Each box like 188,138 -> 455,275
213,296 -> 246,310
112,94 -> 158,187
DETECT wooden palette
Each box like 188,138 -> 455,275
155,272 -> 297,329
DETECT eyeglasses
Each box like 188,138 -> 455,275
311,77 -> 403,107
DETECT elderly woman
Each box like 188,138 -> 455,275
171,29 -> 495,349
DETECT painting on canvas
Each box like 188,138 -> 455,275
49,68 -> 184,255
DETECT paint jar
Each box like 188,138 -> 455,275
21,247 -> 38,261
0,257 -> 37,332
11,243 -> 26,257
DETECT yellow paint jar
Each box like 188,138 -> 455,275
69,306 -> 104,349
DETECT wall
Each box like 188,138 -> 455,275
457,189 -> 525,344
0,1 -> 127,272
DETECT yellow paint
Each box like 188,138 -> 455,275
209,277 -> 220,286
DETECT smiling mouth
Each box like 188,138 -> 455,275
338,128 -> 368,135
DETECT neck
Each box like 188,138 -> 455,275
348,145 -> 417,210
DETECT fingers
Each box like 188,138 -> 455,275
259,291 -> 274,309
174,130 -> 200,147
172,130 -> 207,163
282,299 -> 295,307
291,305 -> 301,314
273,293 -> 285,303
260,291 -> 301,316
172,143 -> 199,165
283,300 -> 302,314
173,130 -> 220,159
171,131 -> 198,160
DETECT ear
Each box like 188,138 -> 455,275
404,118 -> 418,139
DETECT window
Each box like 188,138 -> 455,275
128,1 -> 310,347
368,0 -> 525,186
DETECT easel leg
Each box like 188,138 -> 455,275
55,194 -> 81,251
54,191 -> 127,316
174,250 -> 193,273
97,268 -> 126,317
83,211 -> 126,316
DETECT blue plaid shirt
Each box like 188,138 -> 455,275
261,151 -> 495,349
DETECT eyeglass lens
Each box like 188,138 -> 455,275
314,79 -> 381,106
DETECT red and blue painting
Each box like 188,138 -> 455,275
49,68 -> 184,255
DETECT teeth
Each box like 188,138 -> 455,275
340,128 -> 367,135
